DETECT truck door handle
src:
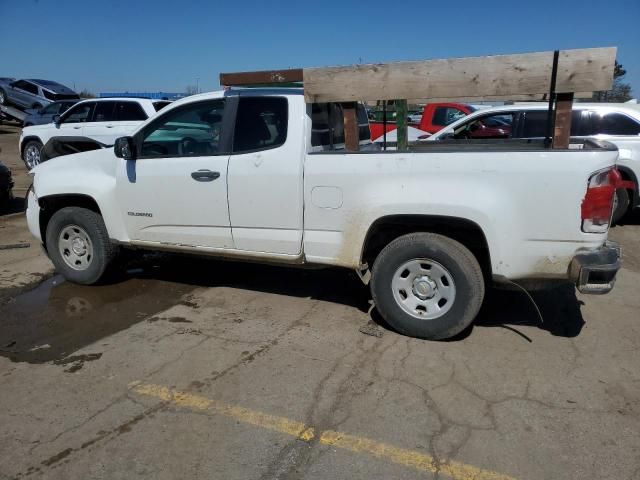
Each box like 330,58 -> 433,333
191,169 -> 220,182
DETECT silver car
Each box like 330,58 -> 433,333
22,100 -> 79,126
0,78 -> 79,110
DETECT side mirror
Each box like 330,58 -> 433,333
52,114 -> 61,125
114,136 -> 135,160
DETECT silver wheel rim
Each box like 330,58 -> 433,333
25,144 -> 41,169
58,225 -> 93,271
0,91 -> 4,104
391,258 -> 456,320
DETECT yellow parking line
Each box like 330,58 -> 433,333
130,383 -> 515,480
130,382 -> 315,441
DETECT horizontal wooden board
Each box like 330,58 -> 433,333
220,68 -> 303,86
303,48 -> 616,103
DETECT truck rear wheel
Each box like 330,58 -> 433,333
371,233 -> 484,340
45,207 -> 117,285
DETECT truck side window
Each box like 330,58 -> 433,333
591,113 -> 640,136
311,102 -> 370,150
140,99 -> 226,158
357,104 -> 371,141
232,97 -> 288,153
311,103 -> 331,146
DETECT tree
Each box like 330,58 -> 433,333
78,89 -> 96,98
593,61 -> 633,102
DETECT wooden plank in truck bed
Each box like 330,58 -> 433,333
302,47 -> 616,103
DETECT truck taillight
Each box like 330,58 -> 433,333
581,168 -> 621,233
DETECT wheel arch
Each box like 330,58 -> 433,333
20,135 -> 43,156
38,194 -> 102,250
361,214 -> 493,280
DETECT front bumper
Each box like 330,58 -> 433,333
26,187 -> 41,242
569,241 -> 621,294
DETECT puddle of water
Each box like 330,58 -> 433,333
0,274 -> 195,364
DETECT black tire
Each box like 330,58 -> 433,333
611,188 -> 630,224
22,139 -> 43,169
371,233 -> 485,340
45,207 -> 117,285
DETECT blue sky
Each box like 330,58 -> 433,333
1,0 -> 639,97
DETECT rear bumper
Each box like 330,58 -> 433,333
569,241 -> 621,294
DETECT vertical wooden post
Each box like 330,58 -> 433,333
343,102 -> 359,152
553,92 -> 574,149
396,99 -> 408,151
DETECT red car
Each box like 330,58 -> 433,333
369,102 -> 474,140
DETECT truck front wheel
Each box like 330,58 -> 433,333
45,207 -> 117,285
371,233 -> 484,340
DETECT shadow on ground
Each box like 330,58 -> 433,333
0,252 -> 586,365
1,194 -> 26,216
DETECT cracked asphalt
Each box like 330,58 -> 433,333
1,124 -> 639,479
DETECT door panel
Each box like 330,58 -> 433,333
227,95 -> 303,255
117,156 -> 232,248
116,98 -> 233,249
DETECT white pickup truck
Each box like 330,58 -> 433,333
26,88 -> 622,339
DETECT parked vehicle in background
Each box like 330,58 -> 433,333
429,103 -> 640,222
0,78 -> 15,124
26,89 -> 622,340
417,102 -> 473,134
0,159 -> 14,212
408,112 -> 423,123
0,79 -> 79,110
20,97 -> 168,168
369,102 -> 474,140
23,100 -> 79,126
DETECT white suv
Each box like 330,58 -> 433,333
20,97 -> 170,168
429,102 -> 640,222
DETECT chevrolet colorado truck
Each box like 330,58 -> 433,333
26,88 -> 622,339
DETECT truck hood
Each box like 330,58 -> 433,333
33,146 -> 116,177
